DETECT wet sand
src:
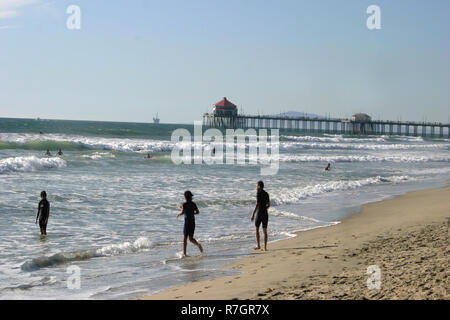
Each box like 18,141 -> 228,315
138,186 -> 449,300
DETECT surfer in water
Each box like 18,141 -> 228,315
176,191 -> 203,256
325,163 -> 331,171
35,191 -> 50,236
57,149 -> 63,156
251,181 -> 270,251
45,149 -> 52,156
144,153 -> 153,159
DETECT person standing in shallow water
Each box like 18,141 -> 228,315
35,191 -> 50,236
177,191 -> 203,256
251,181 -> 270,251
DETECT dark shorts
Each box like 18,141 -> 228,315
255,212 -> 268,229
39,218 -> 47,229
184,221 -> 195,238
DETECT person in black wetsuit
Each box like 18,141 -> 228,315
251,181 -> 270,251
325,163 -> 331,171
35,191 -> 50,236
176,191 -> 203,256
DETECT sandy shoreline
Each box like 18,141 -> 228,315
138,185 -> 449,300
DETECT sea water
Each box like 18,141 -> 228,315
0,117 -> 449,299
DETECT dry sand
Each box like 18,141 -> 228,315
138,186 -> 449,300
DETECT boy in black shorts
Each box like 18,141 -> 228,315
177,191 -> 203,256
251,181 -> 270,251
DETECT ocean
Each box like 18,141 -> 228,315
0,117 -> 449,299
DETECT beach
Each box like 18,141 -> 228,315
1,119 -> 449,299
139,185 -> 449,300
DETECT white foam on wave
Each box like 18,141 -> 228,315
280,142 -> 446,151
0,133 -> 174,153
80,152 -> 116,160
271,175 -> 412,205
384,135 -> 425,142
95,237 -> 152,256
282,135 -> 387,143
21,237 -> 152,271
0,156 -> 66,174
279,154 -> 449,163
270,208 -> 329,224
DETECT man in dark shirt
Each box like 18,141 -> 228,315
35,191 -> 50,236
251,181 -> 270,251
177,190 -> 203,256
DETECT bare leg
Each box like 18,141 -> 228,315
183,236 -> 188,256
263,228 -> 268,251
189,236 -> 203,253
255,226 -> 261,249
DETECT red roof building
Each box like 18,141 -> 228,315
213,97 -> 238,117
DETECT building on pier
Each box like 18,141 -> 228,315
213,97 -> 237,117
203,98 -> 450,138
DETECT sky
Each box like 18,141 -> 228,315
0,0 -> 449,124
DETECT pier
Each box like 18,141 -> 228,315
203,98 -> 450,138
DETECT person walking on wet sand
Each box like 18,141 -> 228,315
35,191 -> 50,236
251,181 -> 270,251
176,191 -> 203,256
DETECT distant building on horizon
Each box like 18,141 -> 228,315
351,113 -> 372,123
213,97 -> 238,117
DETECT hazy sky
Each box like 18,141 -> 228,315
1,0 -> 449,123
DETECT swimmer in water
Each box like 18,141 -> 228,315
176,191 -> 203,256
35,191 -> 50,236
144,153 -> 153,159
325,163 -> 331,171
45,149 -> 52,156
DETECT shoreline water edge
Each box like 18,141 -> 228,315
138,185 -> 449,300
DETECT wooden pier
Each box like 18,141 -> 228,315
202,113 -> 450,138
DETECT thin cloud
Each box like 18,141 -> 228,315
0,24 -> 19,29
0,0 -> 40,19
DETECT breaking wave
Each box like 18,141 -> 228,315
0,156 -> 66,174
280,142 -> 446,151
0,133 -> 173,153
21,237 -> 152,271
279,154 -> 449,163
271,175 -> 412,205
